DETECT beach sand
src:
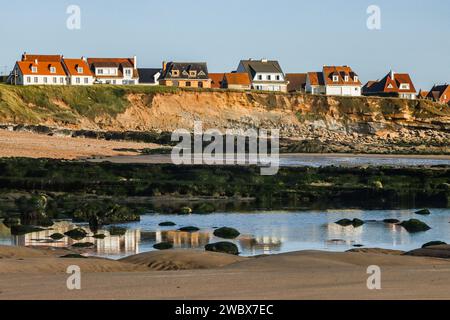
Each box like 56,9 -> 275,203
1,246 -> 450,300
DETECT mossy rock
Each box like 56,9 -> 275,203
178,226 -> 200,232
415,209 -> 431,215
153,242 -> 173,250
64,228 -> 88,240
205,242 -> 239,255
35,218 -> 54,228
2,216 -> 21,227
213,227 -> 240,239
335,218 -> 365,228
60,254 -> 87,259
422,241 -> 447,248
383,219 -> 400,224
400,219 -> 431,233
159,221 -> 176,227
49,233 -> 65,240
72,242 -> 95,248
92,234 -> 106,239
194,203 -> 216,214
178,207 -> 193,215
108,226 -> 127,236
10,225 -> 45,235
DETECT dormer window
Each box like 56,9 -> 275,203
189,70 -> 197,77
333,75 -> 339,82
400,83 -> 410,90
31,66 -> 38,73
354,76 -> 358,82
77,66 -> 83,74
50,66 -> 56,74
344,75 -> 349,82
172,70 -> 180,77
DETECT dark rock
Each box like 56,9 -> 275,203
213,227 -> 240,239
399,219 -> 431,232
178,226 -> 200,232
415,209 -> 431,215
405,245 -> 450,259
153,242 -> 173,250
92,234 -> 106,239
49,233 -> 65,240
60,254 -> 87,259
108,226 -> 127,236
352,218 -> 365,227
205,242 -> 239,255
422,241 -> 447,248
353,244 -> 364,247
335,218 -> 365,228
159,221 -> 176,227
64,228 -> 88,240
383,219 -> 400,224
72,242 -> 95,248
194,203 -> 216,214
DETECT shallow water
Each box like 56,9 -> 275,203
1,209 -> 450,259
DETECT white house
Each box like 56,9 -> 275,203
62,57 -> 94,85
236,59 -> 288,92
87,56 -> 139,85
8,54 -> 68,86
306,66 -> 362,96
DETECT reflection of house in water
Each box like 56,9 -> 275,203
239,235 -> 283,255
10,221 -> 140,256
326,222 -> 364,246
154,230 -> 210,249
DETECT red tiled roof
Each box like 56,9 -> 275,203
22,54 -> 62,62
17,60 -> 66,76
426,84 -> 450,102
307,72 -> 324,86
224,73 -> 251,86
322,66 -> 361,86
209,73 -> 225,88
364,72 -> 416,94
63,58 -> 93,77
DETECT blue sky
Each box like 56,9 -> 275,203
0,0 -> 449,90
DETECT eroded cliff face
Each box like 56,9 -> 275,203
0,88 -> 449,154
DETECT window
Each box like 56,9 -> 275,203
354,76 -> 358,82
77,67 -> 83,73
267,75 -> 271,81
26,77 -> 31,83
124,69 -> 131,76
198,81 -> 203,88
333,75 -> 339,82
189,70 -> 197,77
76,77 -> 81,84
400,83 -> 410,90
113,80 -> 116,84
344,76 -> 349,82
60,77 -> 64,84
276,75 -> 280,81
34,77 -> 38,83
31,66 -> 38,73
50,67 -> 56,74
53,77 -> 57,83
43,77 -> 48,83
84,78 -> 89,84
172,70 -> 180,77
97,69 -> 103,75
186,81 -> 191,87
258,75 -> 262,80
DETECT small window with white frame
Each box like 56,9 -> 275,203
50,66 -> 56,74
31,66 -> 38,73
400,83 -> 410,90
344,75 -> 349,82
333,75 -> 339,82
77,66 -> 83,74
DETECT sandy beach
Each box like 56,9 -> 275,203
1,246 -> 450,300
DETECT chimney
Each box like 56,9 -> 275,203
34,59 -> 38,65
22,52 -> 27,61
390,70 -> 395,80
81,56 -> 86,62
162,61 -> 167,72
262,58 -> 268,63
133,55 -> 137,69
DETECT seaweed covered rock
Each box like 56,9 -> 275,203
10,225 -> 45,235
64,228 -> 88,240
335,218 -> 365,228
422,241 -> 447,248
399,219 -> 431,232
415,209 -> 431,215
159,221 -> 176,227
213,227 -> 240,239
108,226 -> 127,236
153,242 -> 173,250
72,242 -> 95,248
383,219 -> 400,224
50,233 -> 65,240
72,201 -> 140,226
178,226 -> 200,232
205,242 -> 239,255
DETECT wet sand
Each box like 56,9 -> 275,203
1,246 -> 450,300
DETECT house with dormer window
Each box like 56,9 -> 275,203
62,57 -> 94,85
236,59 -> 288,92
87,56 -> 139,85
425,84 -> 450,104
362,70 -> 416,100
306,66 -> 362,96
8,53 -> 68,85
159,61 -> 211,88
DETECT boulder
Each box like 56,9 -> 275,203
153,242 -> 173,250
399,219 -> 431,232
92,234 -> 106,239
159,221 -> 176,227
60,254 -> 87,259
335,218 -> 365,228
383,219 -> 400,224
178,226 -> 200,232
415,209 -> 431,215
213,227 -> 240,239
49,233 -> 65,240
422,241 -> 447,248
72,242 -> 95,248
205,242 -> 239,255
64,228 -> 88,240
405,244 -> 450,259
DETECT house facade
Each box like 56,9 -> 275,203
87,57 -> 139,85
236,59 -> 288,92
159,62 -> 211,88
306,66 -> 362,96
363,70 -> 416,100
286,73 -> 307,93
137,68 -> 161,85
426,84 -> 450,104
62,58 -> 94,85
8,53 -> 68,85
223,73 -> 251,90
